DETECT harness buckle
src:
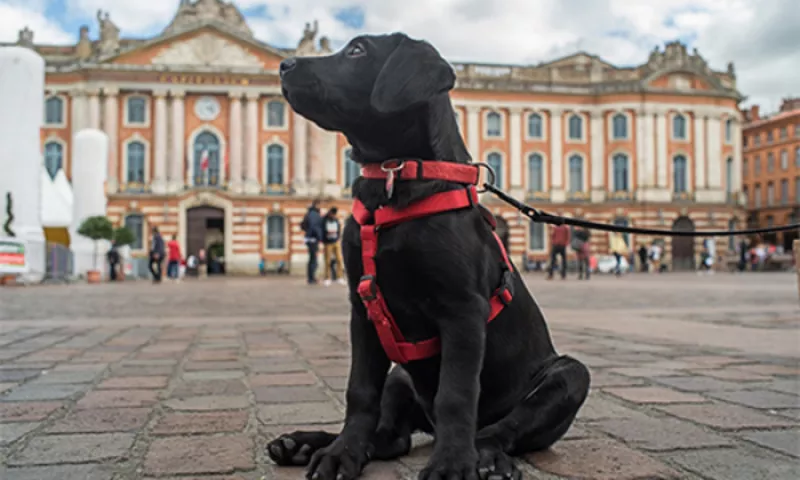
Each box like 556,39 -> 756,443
495,268 -> 515,306
358,275 -> 378,301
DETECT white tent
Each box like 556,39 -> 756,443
40,170 -> 73,228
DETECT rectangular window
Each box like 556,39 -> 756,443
780,179 -> 789,205
529,222 -> 544,250
767,183 -> 774,206
767,153 -> 774,172
754,184 -> 761,208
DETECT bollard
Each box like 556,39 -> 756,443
795,239 -> 800,300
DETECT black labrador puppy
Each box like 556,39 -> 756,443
268,32 -> 590,480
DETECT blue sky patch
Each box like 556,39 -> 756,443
334,6 -> 365,29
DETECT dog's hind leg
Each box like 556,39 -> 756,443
267,366 -> 431,466
371,365 -> 433,460
474,355 -> 590,480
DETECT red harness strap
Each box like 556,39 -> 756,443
352,161 -> 514,364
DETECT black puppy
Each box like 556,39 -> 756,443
268,32 -> 590,480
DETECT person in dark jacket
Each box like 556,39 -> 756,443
148,226 -> 165,283
322,207 -> 346,286
107,240 -> 120,281
301,199 -> 324,284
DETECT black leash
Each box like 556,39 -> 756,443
482,183 -> 800,237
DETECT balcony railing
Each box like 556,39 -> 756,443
263,184 -> 291,196
567,191 -> 591,202
672,191 -> 694,202
608,190 -> 632,202
119,182 -> 149,193
524,190 -> 550,202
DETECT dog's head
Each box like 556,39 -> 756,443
280,32 -> 466,164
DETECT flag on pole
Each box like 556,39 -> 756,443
200,149 -> 209,171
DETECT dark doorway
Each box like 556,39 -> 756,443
186,206 -> 225,275
671,216 -> 695,271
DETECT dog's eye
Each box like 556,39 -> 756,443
346,43 -> 366,58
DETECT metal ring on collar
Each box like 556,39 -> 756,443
475,162 -> 496,193
380,160 -> 406,172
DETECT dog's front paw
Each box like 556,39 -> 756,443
418,449 -> 478,480
267,431 -> 337,466
477,445 -> 520,480
306,436 -> 370,480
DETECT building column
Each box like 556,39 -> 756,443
508,107 -> 523,196
590,110 -> 604,202
243,93 -> 260,194
655,111 -> 668,188
102,86 -> 119,193
292,110 -> 308,194
466,106 -> 481,161
732,118 -> 743,203
706,115 -> 722,189
549,108 -> 565,202
644,110 -> 656,188
87,89 -> 101,130
169,89 -> 185,193
636,109 -> 648,190
694,114 -> 707,190
151,89 -> 168,193
70,89 -> 88,135
228,92 -> 244,193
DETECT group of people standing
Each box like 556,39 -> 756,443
301,199 -> 347,286
106,226 -> 191,283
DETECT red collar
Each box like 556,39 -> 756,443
360,160 -> 481,186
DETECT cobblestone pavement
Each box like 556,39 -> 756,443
0,272 -> 798,479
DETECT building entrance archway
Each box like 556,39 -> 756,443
671,216 -> 695,271
186,206 -> 225,274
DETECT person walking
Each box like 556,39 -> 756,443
322,207 -> 346,286
547,223 -> 570,280
106,240 -> 120,281
637,244 -> 649,272
573,227 -> 591,280
609,232 -> 627,277
300,199 -> 324,285
166,235 -> 183,282
148,226 -> 165,283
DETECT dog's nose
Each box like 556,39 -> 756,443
280,58 -> 296,76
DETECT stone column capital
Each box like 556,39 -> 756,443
102,86 -> 119,96
152,88 -> 169,98
245,92 -> 261,101
465,105 -> 482,114
169,89 -> 185,98
70,88 -> 86,98
508,106 -> 524,115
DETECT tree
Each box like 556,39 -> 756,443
3,192 -> 13,237
112,226 -> 136,247
77,216 -> 114,270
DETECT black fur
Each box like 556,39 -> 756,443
269,32 -> 591,480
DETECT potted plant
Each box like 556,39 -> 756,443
77,215 -> 114,284
111,226 -> 135,281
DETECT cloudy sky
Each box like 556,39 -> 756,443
2,0 -> 798,110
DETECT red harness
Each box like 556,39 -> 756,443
352,160 -> 515,364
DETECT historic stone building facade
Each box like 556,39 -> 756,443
14,0 -> 746,273
741,99 -> 800,251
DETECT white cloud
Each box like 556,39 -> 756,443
0,1 -> 72,44
15,0 -> 800,109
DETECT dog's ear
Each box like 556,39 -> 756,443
370,36 -> 456,114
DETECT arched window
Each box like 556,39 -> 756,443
612,113 -> 627,139
725,118 -> 733,143
527,113 -> 543,139
486,152 -> 503,188
672,114 -> 687,140
126,96 -> 147,124
343,148 -> 360,189
529,221 -> 544,250
266,144 -> 285,188
44,97 -> 64,125
673,155 -> 688,193
527,153 -> 544,192
725,157 -> 734,194
193,131 -> 220,186
266,214 -> 285,250
124,214 -> 144,250
612,153 -> 629,192
568,114 -> 583,140
43,142 -> 63,180
486,112 -> 502,137
266,101 -> 285,127
126,141 -> 146,186
568,154 -> 584,192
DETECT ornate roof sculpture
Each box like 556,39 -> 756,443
163,0 -> 253,38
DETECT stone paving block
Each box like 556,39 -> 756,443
587,371 -> 645,389
258,402 -> 342,425
46,407 -> 151,433
8,433 -> 135,466
0,464 -> 115,480
776,409 -> 800,419
182,370 -> 245,381
680,355 -> 751,367
170,379 -> 248,398
0,383 -> 86,401
575,396 -> 643,422
75,389 -> 160,409
322,376 -> 348,391
739,429 -> 800,457
97,375 -> 170,389
151,411 -> 249,435
112,364 -> 175,376
707,389 -> 799,409
656,402 -> 798,430
253,386 -> 330,403
763,378 -> 799,395
0,401 -> 63,422
123,359 -> 180,366
526,438 -> 681,479
592,414 -> 732,451
52,362 -> 108,373
0,370 -> 42,383
652,375 -> 757,392
667,447 -> 800,480
143,434 -> 254,475
608,366 -> 684,378
249,360 -> 309,374
733,364 -> 800,377
189,349 -> 240,361
249,372 -> 318,387
604,386 -> 708,404
184,361 -> 243,371
164,395 -> 250,411
29,370 -> 99,384
570,354 -> 623,369
0,422 -> 40,445
0,382 -> 18,393
0,362 -> 54,371
689,368 -> 772,382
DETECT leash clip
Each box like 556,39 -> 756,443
381,160 -> 405,199
474,162 -> 497,194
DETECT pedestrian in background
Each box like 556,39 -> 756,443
322,207 -> 346,286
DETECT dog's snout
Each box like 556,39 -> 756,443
279,58 -> 297,76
